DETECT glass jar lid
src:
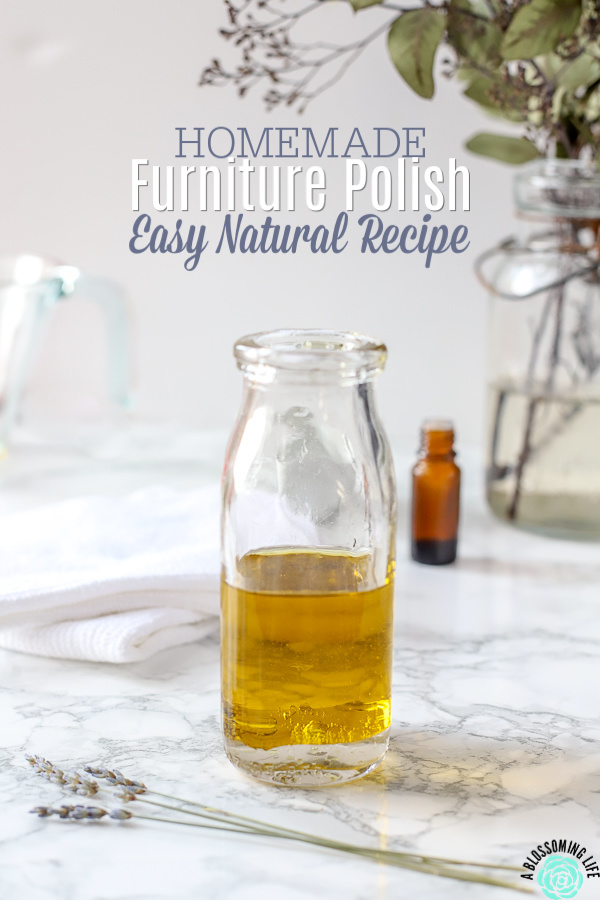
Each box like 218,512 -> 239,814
514,159 -> 600,219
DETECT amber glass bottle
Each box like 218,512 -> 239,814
411,420 -> 460,565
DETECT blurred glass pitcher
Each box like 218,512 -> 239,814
0,254 -> 132,448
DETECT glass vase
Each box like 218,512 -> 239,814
479,159 -> 600,539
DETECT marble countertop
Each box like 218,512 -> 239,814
0,433 -> 599,900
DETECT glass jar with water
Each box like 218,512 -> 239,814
479,159 -> 600,539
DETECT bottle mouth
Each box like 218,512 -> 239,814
420,419 -> 455,456
514,159 -> 600,220
234,329 -> 387,380
421,418 -> 454,434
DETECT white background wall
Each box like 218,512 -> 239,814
0,0 -> 518,447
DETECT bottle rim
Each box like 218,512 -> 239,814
234,329 -> 387,376
421,418 -> 454,434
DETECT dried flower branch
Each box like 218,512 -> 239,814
26,755 -> 532,893
201,0 -> 600,166
199,0 -> 398,113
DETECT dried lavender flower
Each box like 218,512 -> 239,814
71,806 -> 104,820
114,789 -> 137,802
65,778 -> 99,797
49,773 -> 67,785
30,806 -> 54,817
29,804 -> 130,821
25,755 -> 99,797
27,754 -> 53,773
84,765 -> 146,791
109,809 -> 133,820
30,804 -> 99,820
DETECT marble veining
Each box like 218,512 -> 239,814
0,447 -> 599,899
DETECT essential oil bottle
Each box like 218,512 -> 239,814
411,420 -> 460,565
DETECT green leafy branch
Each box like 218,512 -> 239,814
201,0 -> 600,165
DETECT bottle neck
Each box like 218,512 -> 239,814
239,359 -> 383,390
420,428 -> 455,460
240,357 -> 385,402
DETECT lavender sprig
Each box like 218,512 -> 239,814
83,765 -> 146,793
25,756 -> 98,797
26,755 -> 532,893
31,804 -> 131,821
29,803 -> 291,835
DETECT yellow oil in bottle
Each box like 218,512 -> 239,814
221,548 -> 394,774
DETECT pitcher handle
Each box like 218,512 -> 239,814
65,273 -> 134,409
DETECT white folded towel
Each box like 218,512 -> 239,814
0,485 -> 221,664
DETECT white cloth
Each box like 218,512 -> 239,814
0,485 -> 221,664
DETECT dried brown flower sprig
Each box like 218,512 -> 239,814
26,755 -> 533,893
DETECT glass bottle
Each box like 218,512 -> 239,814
478,159 -> 600,539
221,329 -> 397,786
411,420 -> 460,565
0,255 -> 131,451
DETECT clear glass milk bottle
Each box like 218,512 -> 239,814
221,330 -> 397,786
